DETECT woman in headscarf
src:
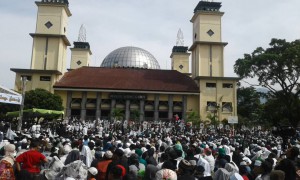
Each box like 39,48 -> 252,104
146,148 -> 157,166
0,144 -> 16,180
214,168 -> 231,180
128,153 -> 145,178
144,164 -> 158,180
177,159 -> 195,180
81,144 -> 93,167
155,169 -> 177,180
64,150 -> 80,165
224,163 -> 239,175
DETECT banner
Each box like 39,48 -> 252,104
0,92 -> 22,105
228,116 -> 238,124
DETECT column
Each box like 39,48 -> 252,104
80,92 -> 87,121
96,92 -> 101,119
139,100 -> 144,122
182,95 -> 187,120
110,99 -> 116,120
66,91 -> 72,118
125,100 -> 130,121
154,94 -> 159,121
168,94 -> 173,120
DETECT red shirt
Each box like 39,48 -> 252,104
242,175 -> 250,180
16,150 -> 46,173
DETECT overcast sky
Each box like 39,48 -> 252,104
1,0 -> 300,89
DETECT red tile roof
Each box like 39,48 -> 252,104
54,67 -> 199,93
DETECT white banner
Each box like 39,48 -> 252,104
0,93 -> 22,105
228,116 -> 238,124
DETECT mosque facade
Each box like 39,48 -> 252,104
11,0 -> 239,123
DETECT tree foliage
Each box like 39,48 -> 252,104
24,88 -> 63,111
112,108 -> 124,121
130,109 -> 141,122
185,111 -> 201,127
237,87 -> 263,126
234,39 -> 300,127
0,103 -> 19,119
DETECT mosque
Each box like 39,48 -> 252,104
11,0 -> 239,123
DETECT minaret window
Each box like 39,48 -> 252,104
179,65 -> 184,69
76,60 -> 82,65
223,83 -> 233,88
45,21 -> 53,29
207,29 -> 214,36
206,101 -> 217,111
206,83 -> 216,88
222,102 -> 233,112
40,76 -> 51,81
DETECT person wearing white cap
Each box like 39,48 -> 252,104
87,167 -> 98,180
197,150 -> 211,177
97,150 -> 113,180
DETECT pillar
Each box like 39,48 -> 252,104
154,94 -> 159,121
140,100 -> 144,122
168,94 -> 173,120
110,99 -> 116,120
182,95 -> 187,120
96,92 -> 101,119
66,91 -> 72,118
125,100 -> 130,121
80,92 -> 87,121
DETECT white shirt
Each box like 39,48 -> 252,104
197,155 -> 211,177
204,154 -> 215,172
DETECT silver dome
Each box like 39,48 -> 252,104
100,46 -> 160,69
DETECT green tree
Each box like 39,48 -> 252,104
234,39 -> 300,127
261,91 -> 300,127
206,112 -> 219,127
0,103 -> 19,119
112,108 -> 124,121
130,109 -> 141,122
237,87 -> 263,126
24,88 -> 63,110
185,111 -> 201,127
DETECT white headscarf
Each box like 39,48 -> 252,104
81,145 -> 93,167
1,144 -> 16,165
155,169 -> 177,180
214,168 -> 230,180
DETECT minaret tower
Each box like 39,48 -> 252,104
189,1 -> 239,122
190,1 -> 227,78
11,0 -> 71,93
170,29 -> 190,75
70,25 -> 92,69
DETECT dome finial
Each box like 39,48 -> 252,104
78,24 -> 87,42
176,28 -> 184,46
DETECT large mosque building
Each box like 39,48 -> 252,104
11,0 -> 239,122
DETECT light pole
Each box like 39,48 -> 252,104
18,76 -> 27,131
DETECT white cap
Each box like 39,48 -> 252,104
88,167 -> 98,176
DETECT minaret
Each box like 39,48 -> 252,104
170,29 -> 190,75
11,0 -> 71,93
190,1 -> 227,78
70,25 -> 92,69
189,1 -> 239,123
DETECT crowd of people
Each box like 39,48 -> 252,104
0,118 -> 299,180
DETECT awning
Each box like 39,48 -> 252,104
6,108 -> 64,117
